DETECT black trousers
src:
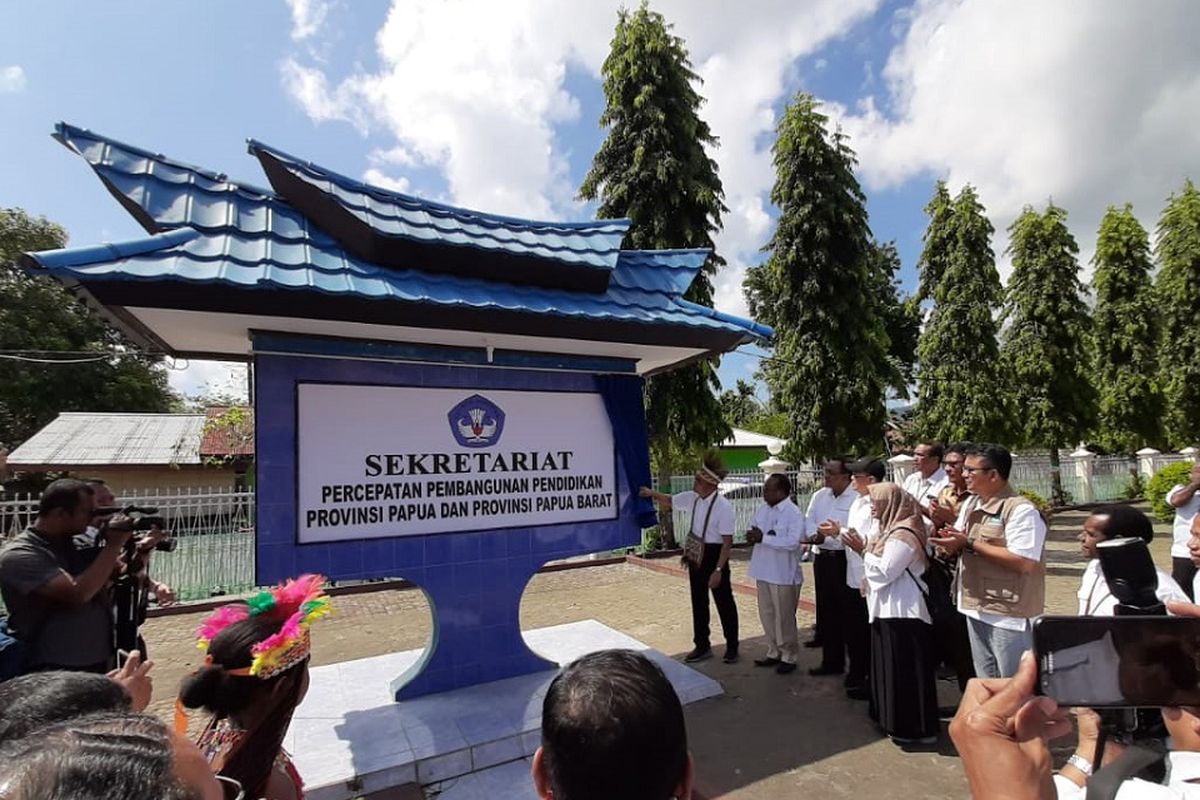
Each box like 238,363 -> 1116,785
814,549 -> 847,671
689,543 -> 738,652
935,608 -> 976,692
841,584 -> 870,686
1174,557 -> 1197,601
869,618 -> 939,740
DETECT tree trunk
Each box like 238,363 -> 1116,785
657,463 -> 676,550
1048,445 -> 1066,508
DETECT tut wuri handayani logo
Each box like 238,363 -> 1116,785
447,394 -> 506,448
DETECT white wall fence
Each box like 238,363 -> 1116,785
663,447 -> 1198,545
0,487 -> 255,601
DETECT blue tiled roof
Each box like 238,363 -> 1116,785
249,140 -> 629,272
33,123 -> 771,346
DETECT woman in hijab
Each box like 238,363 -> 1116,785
843,482 -> 939,748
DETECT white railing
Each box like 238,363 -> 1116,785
1,488 -> 255,601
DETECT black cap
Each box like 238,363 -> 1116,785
847,457 -> 886,482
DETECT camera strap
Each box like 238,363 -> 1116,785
1086,745 -> 1164,800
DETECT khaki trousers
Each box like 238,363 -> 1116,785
756,580 -> 801,664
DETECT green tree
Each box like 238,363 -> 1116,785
580,4 -> 730,544
0,208 -> 176,449
1002,203 -> 1096,505
912,183 -> 1010,442
719,379 -> 762,428
745,93 -> 895,460
1155,179 -> 1200,447
1091,204 -> 1162,451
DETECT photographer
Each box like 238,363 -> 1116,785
0,479 -> 132,673
87,480 -> 176,611
951,601 -> 1200,800
87,483 -> 176,661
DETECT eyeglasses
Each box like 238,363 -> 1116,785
962,466 -> 996,475
216,775 -> 245,800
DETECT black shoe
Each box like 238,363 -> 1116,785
845,685 -> 870,700
722,648 -> 739,664
808,666 -> 843,677
684,646 -> 712,663
803,640 -> 823,649
775,661 -> 797,675
754,656 -> 781,667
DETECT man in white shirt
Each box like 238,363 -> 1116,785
641,457 -> 739,664
746,473 -> 805,675
806,458 -> 858,677
931,444 -> 1047,679
1167,463 -> 1200,600
903,441 -> 949,520
1076,505 -> 1188,616
820,457 -> 882,696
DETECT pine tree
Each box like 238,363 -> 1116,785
580,4 -> 730,544
1155,179 -> 1200,447
912,184 -> 1010,442
1002,203 -> 1096,504
869,240 -> 920,396
1091,204 -> 1162,451
745,93 -> 895,460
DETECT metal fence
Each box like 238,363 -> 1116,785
1,488 -> 256,602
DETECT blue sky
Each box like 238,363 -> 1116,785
2,1 -> 1197,401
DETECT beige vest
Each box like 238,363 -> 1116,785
958,487 -> 1045,618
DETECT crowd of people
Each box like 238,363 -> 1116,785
1,453 -> 1199,798
645,442 -> 1200,782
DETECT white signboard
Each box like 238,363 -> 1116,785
297,384 -> 618,543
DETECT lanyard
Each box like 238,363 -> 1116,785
690,494 -> 717,541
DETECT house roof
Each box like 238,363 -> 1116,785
723,427 -> 787,449
20,124 -> 771,374
7,413 -> 206,468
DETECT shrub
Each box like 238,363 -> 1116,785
1019,489 -> 1053,520
1123,471 -> 1146,500
1148,462 -> 1196,523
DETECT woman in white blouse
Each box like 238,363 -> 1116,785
844,482 -> 938,748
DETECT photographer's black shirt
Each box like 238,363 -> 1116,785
0,527 -> 112,669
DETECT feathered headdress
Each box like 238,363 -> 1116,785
196,573 -> 332,679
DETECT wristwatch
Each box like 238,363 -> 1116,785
1066,754 -> 1093,776
964,539 -> 976,555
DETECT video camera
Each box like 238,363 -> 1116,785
94,505 -> 176,552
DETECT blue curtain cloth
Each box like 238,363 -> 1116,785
595,374 -> 657,528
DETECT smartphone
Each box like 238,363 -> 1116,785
1034,615 -> 1200,707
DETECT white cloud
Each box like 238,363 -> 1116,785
0,65 -> 26,93
167,360 -> 248,403
281,0 -> 880,310
835,0 -> 1200,278
361,168 -> 410,194
285,0 -> 331,41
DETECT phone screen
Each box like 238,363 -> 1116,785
1034,615 -> 1200,707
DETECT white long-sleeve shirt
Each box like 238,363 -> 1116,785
1054,751 -> 1200,799
1076,559 -> 1190,616
844,492 -> 878,590
747,498 -> 805,586
903,468 -> 949,509
863,537 -> 930,623
805,487 -> 856,551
